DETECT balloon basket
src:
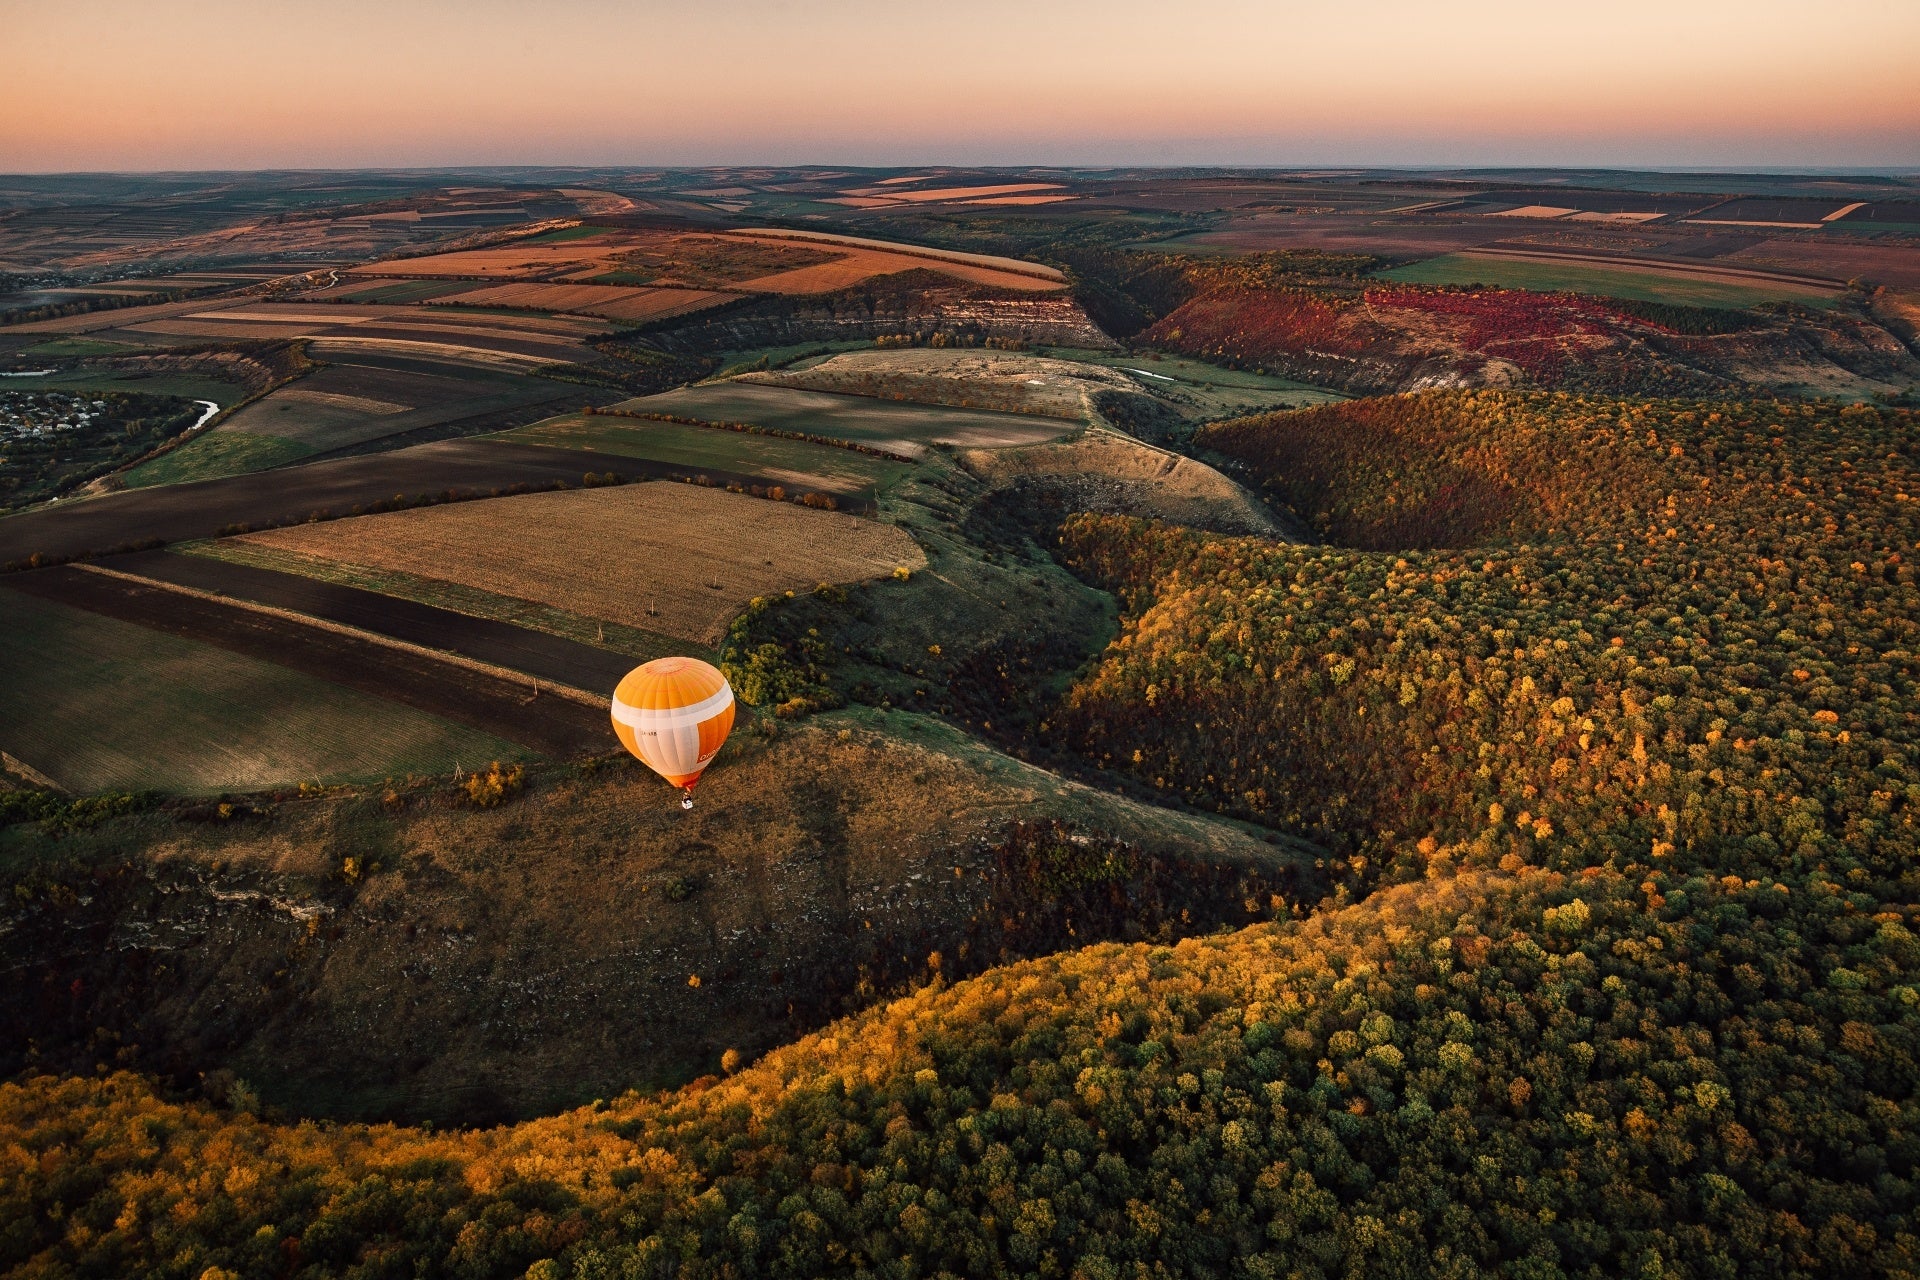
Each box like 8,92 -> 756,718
680,790 -> 695,810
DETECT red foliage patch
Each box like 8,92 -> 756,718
1144,283 -> 1644,385
1143,288 -> 1365,363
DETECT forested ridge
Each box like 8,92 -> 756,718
5,390 -> 1920,1279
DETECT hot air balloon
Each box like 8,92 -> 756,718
611,656 -> 736,808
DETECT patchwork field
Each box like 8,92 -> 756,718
124,358 -> 597,485
177,540 -> 691,666
1378,251 -> 1841,308
615,382 -> 1072,458
235,483 -> 927,645
430,281 -> 739,322
0,438 -> 651,567
348,227 -> 1063,297
0,588 -> 528,793
102,301 -> 609,368
502,414 -> 908,500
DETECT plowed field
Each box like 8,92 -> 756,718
236,483 -> 926,645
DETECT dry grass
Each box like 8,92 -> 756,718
238,483 -> 926,646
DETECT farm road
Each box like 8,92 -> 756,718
3,567 -> 612,758
109,550 -> 637,695
0,439 -> 650,567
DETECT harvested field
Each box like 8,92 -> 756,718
237,483 -> 926,646
433,282 -> 738,322
503,414 -> 906,500
0,438 -> 656,566
614,382 -> 1072,458
0,585 -> 531,793
1726,237 -> 1920,289
745,348 -> 1139,419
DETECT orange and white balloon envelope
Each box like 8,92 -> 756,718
611,657 -> 736,804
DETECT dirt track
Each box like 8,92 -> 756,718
3,566 -> 613,757
109,550 -> 639,694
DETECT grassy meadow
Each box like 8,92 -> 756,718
1376,252 -> 1840,309
0,591 -> 527,793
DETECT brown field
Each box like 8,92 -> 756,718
352,227 -> 1064,295
237,483 -> 927,645
728,229 -> 1066,281
431,281 -> 739,321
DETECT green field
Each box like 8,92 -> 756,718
522,224 -> 606,244
709,339 -> 875,380
503,413 -> 909,497
124,430 -> 314,488
2,369 -> 247,403
1036,345 -> 1346,416
19,338 -> 144,357
1375,253 -> 1839,309
181,539 -> 698,663
0,591 -> 528,794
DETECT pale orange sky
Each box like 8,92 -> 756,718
3,0 -> 1916,172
